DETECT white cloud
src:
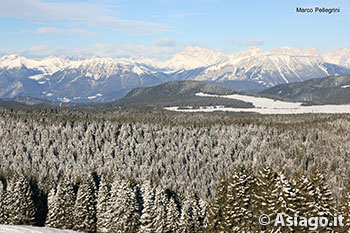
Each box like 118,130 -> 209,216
154,37 -> 177,47
10,43 -> 179,60
225,38 -> 265,47
0,0 -> 169,34
37,27 -> 99,36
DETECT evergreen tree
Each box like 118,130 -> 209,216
140,180 -> 157,233
165,196 -> 180,233
309,167 -> 336,217
309,166 -> 336,232
73,174 -> 97,233
205,176 -> 228,233
294,174 -> 316,218
225,166 -> 256,232
269,171 -> 298,232
4,175 -> 36,225
48,177 -> 76,230
339,181 -> 350,232
96,175 -> 111,233
0,180 -> 5,224
110,176 -> 140,233
179,191 -> 205,233
254,165 -> 276,232
154,186 -> 168,232
45,187 -> 58,228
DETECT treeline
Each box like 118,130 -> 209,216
0,172 -> 206,232
0,166 -> 349,232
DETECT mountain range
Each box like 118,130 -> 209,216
1,46 -> 350,104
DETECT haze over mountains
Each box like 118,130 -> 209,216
1,46 -> 350,104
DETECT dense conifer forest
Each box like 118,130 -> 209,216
0,106 -> 350,232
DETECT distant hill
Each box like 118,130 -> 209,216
103,80 -> 254,108
0,96 -> 71,107
260,75 -> 350,105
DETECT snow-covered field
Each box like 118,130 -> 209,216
0,225 -> 79,233
165,93 -> 350,114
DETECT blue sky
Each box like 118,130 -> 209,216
0,0 -> 349,59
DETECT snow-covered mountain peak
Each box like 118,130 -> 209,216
162,46 -> 229,70
268,47 -> 322,58
324,48 -> 350,68
0,54 -> 71,74
0,54 -> 28,69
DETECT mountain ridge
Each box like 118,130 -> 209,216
260,75 -> 350,105
1,46 -> 350,104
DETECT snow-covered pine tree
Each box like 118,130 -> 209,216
294,174 -> 316,218
110,176 -> 140,233
253,165 -> 276,232
0,180 -> 5,224
205,175 -> 228,232
51,177 -> 76,230
179,190 -> 205,233
4,174 -> 36,225
164,196 -> 180,233
45,187 -> 58,228
225,166 -> 256,232
309,166 -> 336,232
139,180 -> 157,233
269,171 -> 298,232
73,174 -> 97,233
339,181 -> 350,232
154,186 -> 168,232
96,175 -> 111,233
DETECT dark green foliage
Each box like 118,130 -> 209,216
205,176 -> 228,232
261,75 -> 350,105
104,80 -> 253,108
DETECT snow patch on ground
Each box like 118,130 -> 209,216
0,225 -> 80,233
341,85 -> 350,88
164,93 -> 350,114
88,93 -> 102,99
58,97 -> 71,103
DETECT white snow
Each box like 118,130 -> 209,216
58,97 -> 70,103
87,93 -> 102,99
341,85 -> 350,88
165,93 -> 350,114
0,225 -> 80,233
132,66 -> 144,75
28,74 -> 44,81
160,46 -> 229,70
324,48 -> 350,68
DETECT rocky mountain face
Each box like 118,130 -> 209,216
0,46 -> 350,104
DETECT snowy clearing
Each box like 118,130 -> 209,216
164,93 -> 350,114
0,225 -> 80,233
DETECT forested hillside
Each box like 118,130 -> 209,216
261,75 -> 350,105
0,106 -> 350,232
